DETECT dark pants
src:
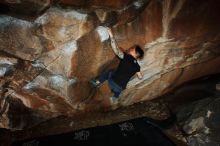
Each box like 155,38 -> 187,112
98,70 -> 123,98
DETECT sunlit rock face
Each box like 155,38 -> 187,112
0,0 -> 220,130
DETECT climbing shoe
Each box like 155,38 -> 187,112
90,79 -> 101,87
110,96 -> 118,104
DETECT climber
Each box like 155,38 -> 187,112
90,27 -> 144,103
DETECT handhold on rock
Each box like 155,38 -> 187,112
0,64 -> 15,77
96,26 -> 110,42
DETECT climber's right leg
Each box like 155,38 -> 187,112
108,77 -> 123,103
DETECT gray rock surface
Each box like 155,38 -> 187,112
177,97 -> 220,146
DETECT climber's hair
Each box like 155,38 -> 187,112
134,45 -> 144,59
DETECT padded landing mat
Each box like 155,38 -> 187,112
12,117 -> 176,146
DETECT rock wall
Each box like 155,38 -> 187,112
0,0 -> 220,130
177,97 -> 220,146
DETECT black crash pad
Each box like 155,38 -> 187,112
12,117 -> 176,146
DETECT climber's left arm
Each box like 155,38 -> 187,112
136,71 -> 143,80
106,27 -> 124,59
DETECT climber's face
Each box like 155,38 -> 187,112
128,47 -> 140,59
